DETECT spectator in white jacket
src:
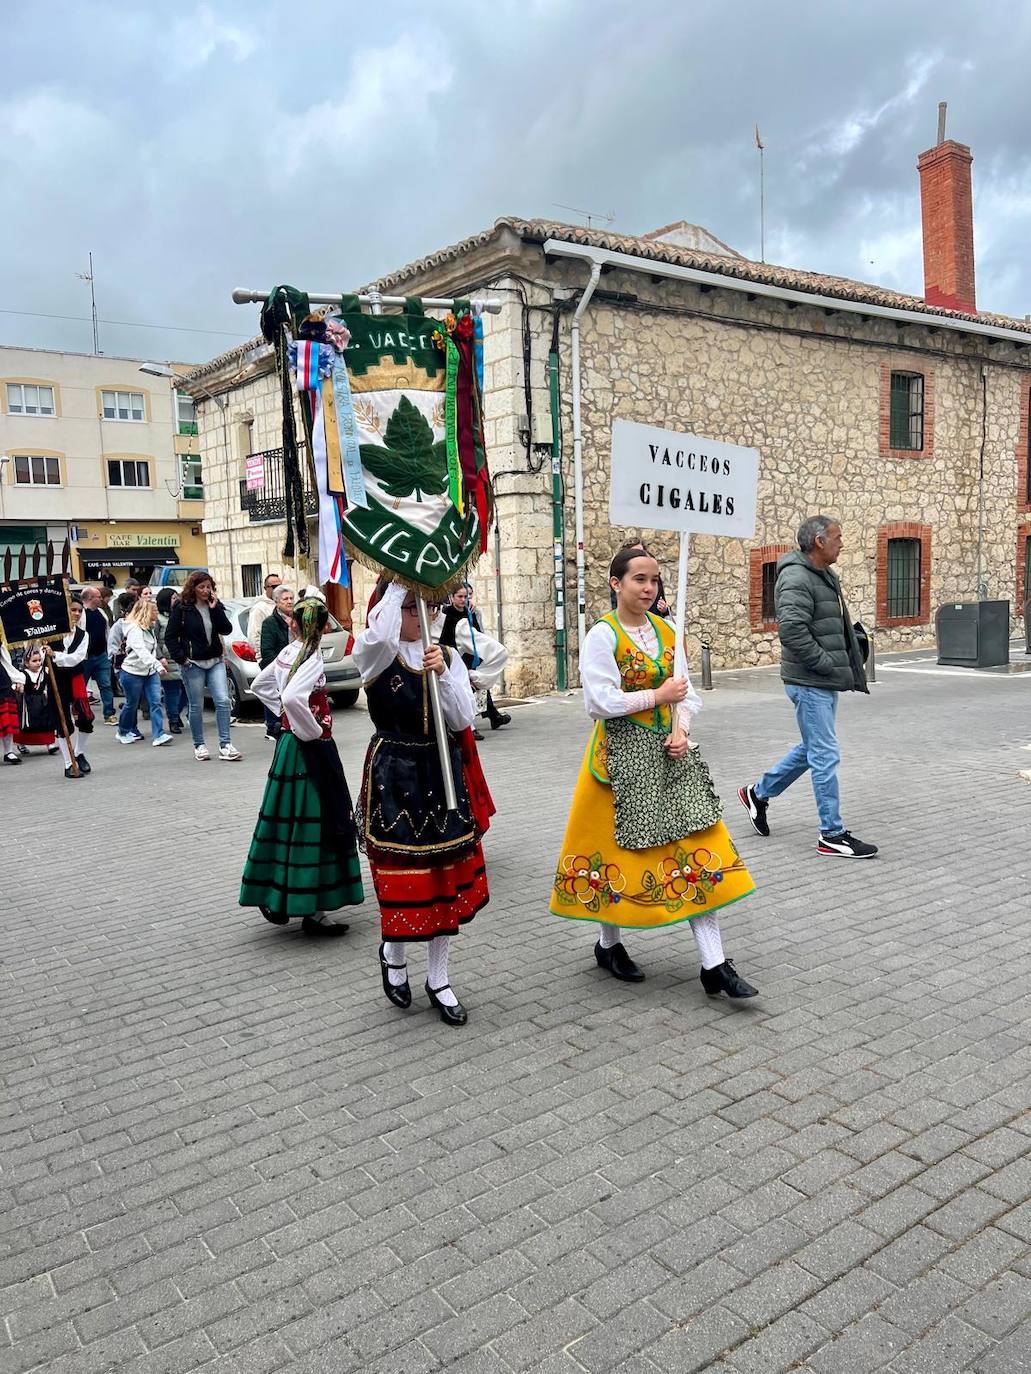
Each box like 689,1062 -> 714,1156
247,573 -> 282,652
117,600 -> 172,747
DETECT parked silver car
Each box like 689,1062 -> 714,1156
216,598 -> 362,716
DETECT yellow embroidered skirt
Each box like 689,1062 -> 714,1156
549,740 -> 756,929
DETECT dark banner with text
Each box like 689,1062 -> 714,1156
0,576 -> 73,649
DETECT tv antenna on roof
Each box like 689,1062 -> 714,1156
553,203 -> 616,230
76,251 -> 100,354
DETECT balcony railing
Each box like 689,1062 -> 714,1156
178,420 -> 199,436
239,447 -> 318,524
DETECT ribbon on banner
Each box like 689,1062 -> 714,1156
473,305 -> 485,394
442,333 -> 464,518
311,387 -> 350,587
324,356 -> 367,509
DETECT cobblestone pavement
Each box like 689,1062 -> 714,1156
3,657 -> 1031,1374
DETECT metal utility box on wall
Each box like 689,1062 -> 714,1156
936,600 -> 1010,668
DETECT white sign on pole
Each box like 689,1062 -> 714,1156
610,420 -> 759,539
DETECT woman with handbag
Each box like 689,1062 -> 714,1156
550,546 -> 759,997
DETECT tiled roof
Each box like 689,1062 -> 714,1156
184,215 -> 1031,386
368,215 -> 1031,335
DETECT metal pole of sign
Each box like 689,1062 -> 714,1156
231,289 -> 504,314
673,534 -> 690,681
673,534 -> 691,729
416,598 -> 459,812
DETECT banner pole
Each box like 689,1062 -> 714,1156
416,598 -> 459,813
46,651 -> 79,778
673,533 -> 690,681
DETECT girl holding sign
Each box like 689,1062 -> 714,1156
550,546 -> 758,997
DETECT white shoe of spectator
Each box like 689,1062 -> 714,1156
219,744 -> 242,762
152,734 -> 173,747
194,744 -> 211,761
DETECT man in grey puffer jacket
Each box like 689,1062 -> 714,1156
739,515 -> 877,858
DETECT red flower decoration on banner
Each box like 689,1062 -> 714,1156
454,313 -> 474,341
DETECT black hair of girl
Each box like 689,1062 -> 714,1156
609,545 -> 656,583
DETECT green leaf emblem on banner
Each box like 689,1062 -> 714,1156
359,398 -> 449,502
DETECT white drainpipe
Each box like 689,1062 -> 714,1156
570,261 -> 602,670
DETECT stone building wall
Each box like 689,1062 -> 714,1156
187,243 -> 1030,694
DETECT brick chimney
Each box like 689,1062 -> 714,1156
917,138 -> 976,314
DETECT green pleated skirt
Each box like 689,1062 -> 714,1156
239,732 -> 364,918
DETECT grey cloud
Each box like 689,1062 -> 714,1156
2,0 -> 1029,364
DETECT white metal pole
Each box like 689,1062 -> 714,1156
673,534 -> 690,681
232,289 -> 503,314
673,534 -> 691,736
570,262 -> 602,678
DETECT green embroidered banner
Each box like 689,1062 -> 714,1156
335,301 -> 482,595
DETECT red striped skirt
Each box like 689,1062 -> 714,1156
0,692 -> 19,738
369,842 -> 489,942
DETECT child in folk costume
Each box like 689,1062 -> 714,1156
14,647 -> 60,756
353,581 -> 490,1027
1,642 -> 26,765
436,583 -> 510,739
45,600 -> 94,780
550,547 -> 759,998
241,596 -> 364,935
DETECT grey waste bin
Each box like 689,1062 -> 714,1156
936,600 -> 1010,668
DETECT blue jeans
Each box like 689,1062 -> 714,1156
163,679 -> 187,728
84,652 -> 114,718
182,661 -> 232,748
119,672 -> 166,741
755,685 -> 844,836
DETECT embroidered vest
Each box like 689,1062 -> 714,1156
588,612 -> 676,784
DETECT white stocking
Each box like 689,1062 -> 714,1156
1,734 -> 13,755
382,941 -> 408,988
56,730 -> 80,768
691,912 -> 725,970
426,935 -> 457,1006
598,924 -> 622,950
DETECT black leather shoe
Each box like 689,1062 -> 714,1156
169,723 -> 183,734
489,711 -> 511,730
700,959 -> 759,999
594,940 -> 645,982
302,916 -> 349,937
259,905 -> 289,925
379,942 -> 412,1008
3,752 -> 21,765
473,729 -> 484,740
75,754 -> 91,775
425,982 -> 468,1026
64,765 -> 84,780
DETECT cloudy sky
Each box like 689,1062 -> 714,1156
3,1 -> 1029,364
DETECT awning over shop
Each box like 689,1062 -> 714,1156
80,547 -> 180,567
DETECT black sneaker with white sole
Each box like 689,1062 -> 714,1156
817,831 -> 878,858
738,784 -> 770,837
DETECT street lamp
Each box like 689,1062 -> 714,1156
140,363 -> 237,595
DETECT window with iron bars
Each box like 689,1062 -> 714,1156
886,537 -> 922,619
889,372 -> 924,451
760,560 -> 778,622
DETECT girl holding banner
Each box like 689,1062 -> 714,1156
549,546 -> 759,998
354,581 -> 490,1028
